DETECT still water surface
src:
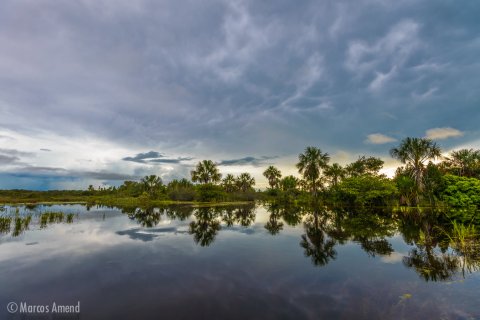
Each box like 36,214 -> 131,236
0,204 -> 479,319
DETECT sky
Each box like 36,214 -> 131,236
0,0 -> 479,190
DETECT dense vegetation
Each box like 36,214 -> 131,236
1,137 -> 480,211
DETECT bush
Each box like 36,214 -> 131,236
335,175 -> 398,207
195,184 -> 226,202
441,175 -> 480,208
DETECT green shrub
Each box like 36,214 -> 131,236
441,175 -> 480,208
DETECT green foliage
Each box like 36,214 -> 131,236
390,138 -> 442,204
441,175 -> 480,208
296,146 -> 330,196
324,163 -> 345,187
345,156 -> 384,177
336,175 -> 398,207
167,179 -> 195,201
140,175 -> 165,198
222,174 -> 237,193
195,184 -> 226,202
444,149 -> 480,178
263,166 -> 282,189
235,173 -> 255,192
191,160 -> 222,184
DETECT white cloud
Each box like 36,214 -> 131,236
412,87 -> 438,100
365,133 -> 397,144
425,127 -> 464,140
368,66 -> 397,91
346,19 -> 420,76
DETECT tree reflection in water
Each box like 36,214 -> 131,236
189,207 -> 221,247
300,208 -> 337,266
127,207 -> 163,228
1,203 -> 480,283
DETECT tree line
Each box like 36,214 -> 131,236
81,137 -> 480,207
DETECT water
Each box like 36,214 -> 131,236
0,204 -> 479,319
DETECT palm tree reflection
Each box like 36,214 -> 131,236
300,208 -> 337,266
189,208 -> 221,247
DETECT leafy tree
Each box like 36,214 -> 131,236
441,175 -> 480,208
393,167 -> 416,206
345,156 -> 384,177
191,160 -> 222,184
444,149 -> 480,178
390,137 -> 442,204
263,166 -> 282,189
423,162 -> 445,206
195,184 -> 225,202
280,175 -> 299,192
296,146 -> 330,197
167,178 -> 195,201
222,174 -> 237,193
324,163 -> 345,187
336,175 -> 398,207
236,173 -> 255,192
117,180 -> 143,197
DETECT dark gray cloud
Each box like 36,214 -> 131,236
122,151 -> 192,164
218,156 -> 278,166
0,154 -> 20,165
40,148 -> 51,152
122,151 -> 165,163
148,157 -> 194,164
0,148 -> 35,157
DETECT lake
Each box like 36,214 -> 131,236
1,203 -> 479,319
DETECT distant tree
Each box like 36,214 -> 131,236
296,146 -> 330,197
263,166 -> 282,189
141,175 -> 163,196
280,175 -> 299,192
324,163 -> 345,187
166,178 -> 195,201
191,160 -> 222,184
390,137 -> 441,204
444,149 -> 480,178
222,174 -> 237,193
345,156 -> 384,177
236,173 -> 255,192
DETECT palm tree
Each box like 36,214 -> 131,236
390,137 -> 441,203
445,149 -> 480,178
235,173 -> 255,192
222,174 -> 237,193
296,146 -> 330,197
263,166 -> 282,189
191,160 -> 222,184
141,175 -> 163,196
324,163 -> 345,187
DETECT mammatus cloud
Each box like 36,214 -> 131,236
425,127 -> 464,140
122,151 -> 192,164
218,156 -> 278,167
365,134 -> 397,144
0,1 -> 479,189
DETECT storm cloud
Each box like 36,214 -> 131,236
0,0 -> 479,189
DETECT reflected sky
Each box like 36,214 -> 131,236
1,204 -> 479,319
